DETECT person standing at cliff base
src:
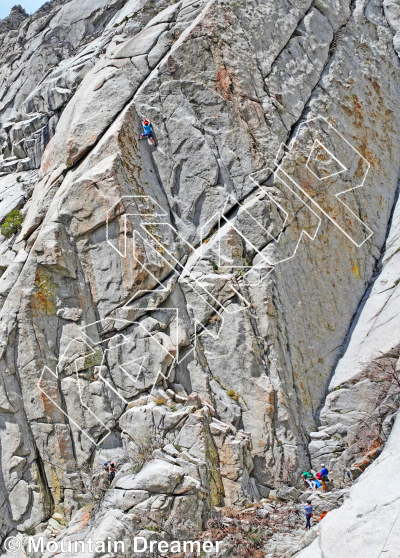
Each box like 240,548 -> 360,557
302,501 -> 313,530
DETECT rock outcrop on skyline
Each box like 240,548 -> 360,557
0,0 -> 400,556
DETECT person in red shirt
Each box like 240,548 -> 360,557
108,462 -> 116,484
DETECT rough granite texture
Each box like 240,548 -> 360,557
0,0 -> 400,555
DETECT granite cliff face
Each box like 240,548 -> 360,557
0,0 -> 400,555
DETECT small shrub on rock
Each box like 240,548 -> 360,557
1,209 -> 23,239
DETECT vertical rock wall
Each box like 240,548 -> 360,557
0,0 -> 399,549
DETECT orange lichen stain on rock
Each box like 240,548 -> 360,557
315,144 -> 329,162
216,66 -> 235,100
79,508 -> 92,530
37,371 -> 67,426
299,177 -> 317,196
368,76 -> 381,97
367,76 -> 394,130
56,425 -> 72,462
347,77 -> 391,172
76,289 -> 87,312
41,148 -> 52,175
351,260 -> 361,279
342,94 -> 364,129
341,97 -> 379,171
39,384 -> 59,419
353,438 -> 382,472
30,267 -> 57,316
357,138 -> 380,170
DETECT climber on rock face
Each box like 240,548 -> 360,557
108,462 -> 116,484
302,500 -> 313,530
139,118 -> 156,145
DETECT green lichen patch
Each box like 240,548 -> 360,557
1,208 -> 23,239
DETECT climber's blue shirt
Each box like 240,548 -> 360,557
303,504 -> 313,517
320,468 -> 329,477
143,123 -> 152,134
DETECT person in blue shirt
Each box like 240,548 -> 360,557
139,118 -> 155,145
302,501 -> 313,530
319,464 -> 329,492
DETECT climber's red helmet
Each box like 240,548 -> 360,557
143,119 -> 150,125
